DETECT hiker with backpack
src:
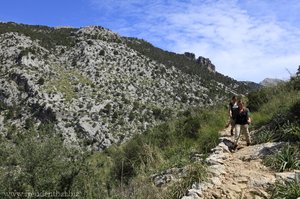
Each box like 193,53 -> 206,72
233,99 -> 252,148
228,96 -> 239,136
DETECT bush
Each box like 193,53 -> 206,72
247,88 -> 270,111
166,163 -> 207,199
180,116 -> 201,139
37,77 -> 45,85
252,129 -> 274,144
0,101 -> 7,111
152,107 -> 162,120
278,121 -> 300,142
290,76 -> 300,90
146,123 -> 174,149
112,136 -> 163,184
269,179 -> 300,199
0,125 -> 82,195
290,101 -> 300,123
70,152 -> 113,199
264,144 -> 300,172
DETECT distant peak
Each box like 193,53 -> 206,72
260,78 -> 285,87
76,26 -> 121,42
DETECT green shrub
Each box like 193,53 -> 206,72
290,101 -> 300,123
112,136 -> 163,184
152,107 -> 162,120
269,179 -> 300,199
247,88 -> 270,111
180,116 -> 201,139
70,152 -> 113,199
290,76 -> 300,90
146,123 -> 175,149
250,88 -> 300,131
195,107 -> 227,153
0,101 -> 7,111
252,129 -> 274,144
254,109 -> 300,143
279,121 -> 300,142
264,144 -> 300,172
24,118 -> 35,129
0,126 -> 82,196
166,163 -> 207,199
111,175 -> 162,199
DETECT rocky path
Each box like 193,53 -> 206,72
183,127 -> 296,199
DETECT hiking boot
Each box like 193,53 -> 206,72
233,143 -> 238,150
230,143 -> 238,152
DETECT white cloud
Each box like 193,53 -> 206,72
89,0 -> 300,82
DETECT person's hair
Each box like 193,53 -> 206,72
232,96 -> 237,101
237,99 -> 245,106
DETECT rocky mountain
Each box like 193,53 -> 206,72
260,78 -> 285,87
0,22 -> 256,150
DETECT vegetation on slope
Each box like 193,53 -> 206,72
124,37 -> 258,95
247,75 -> 300,198
0,103 -> 227,198
0,22 -> 76,49
0,75 -> 299,198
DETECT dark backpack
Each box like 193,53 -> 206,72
236,108 -> 250,125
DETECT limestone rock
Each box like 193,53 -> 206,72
0,22 -> 252,151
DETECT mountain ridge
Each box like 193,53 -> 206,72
0,22 -> 258,150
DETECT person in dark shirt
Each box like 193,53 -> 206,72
234,99 -> 251,148
228,96 -> 238,136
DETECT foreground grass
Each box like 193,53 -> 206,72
268,180 -> 300,199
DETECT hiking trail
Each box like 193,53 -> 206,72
183,127 -> 297,199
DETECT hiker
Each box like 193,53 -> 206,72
234,99 -> 251,148
228,96 -> 238,136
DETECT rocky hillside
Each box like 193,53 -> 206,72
0,22 -> 255,150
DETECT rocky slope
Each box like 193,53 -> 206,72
0,22 -> 254,150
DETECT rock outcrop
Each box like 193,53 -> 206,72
196,56 -> 216,73
183,52 -> 216,73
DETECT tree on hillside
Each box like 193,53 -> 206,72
296,65 -> 300,76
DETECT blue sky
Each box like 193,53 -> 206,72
1,0 -> 300,83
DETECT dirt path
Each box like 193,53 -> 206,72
186,127 -> 293,199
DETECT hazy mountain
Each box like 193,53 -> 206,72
260,78 -> 285,87
0,22 -> 257,150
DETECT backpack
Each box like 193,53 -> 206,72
236,108 -> 250,125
